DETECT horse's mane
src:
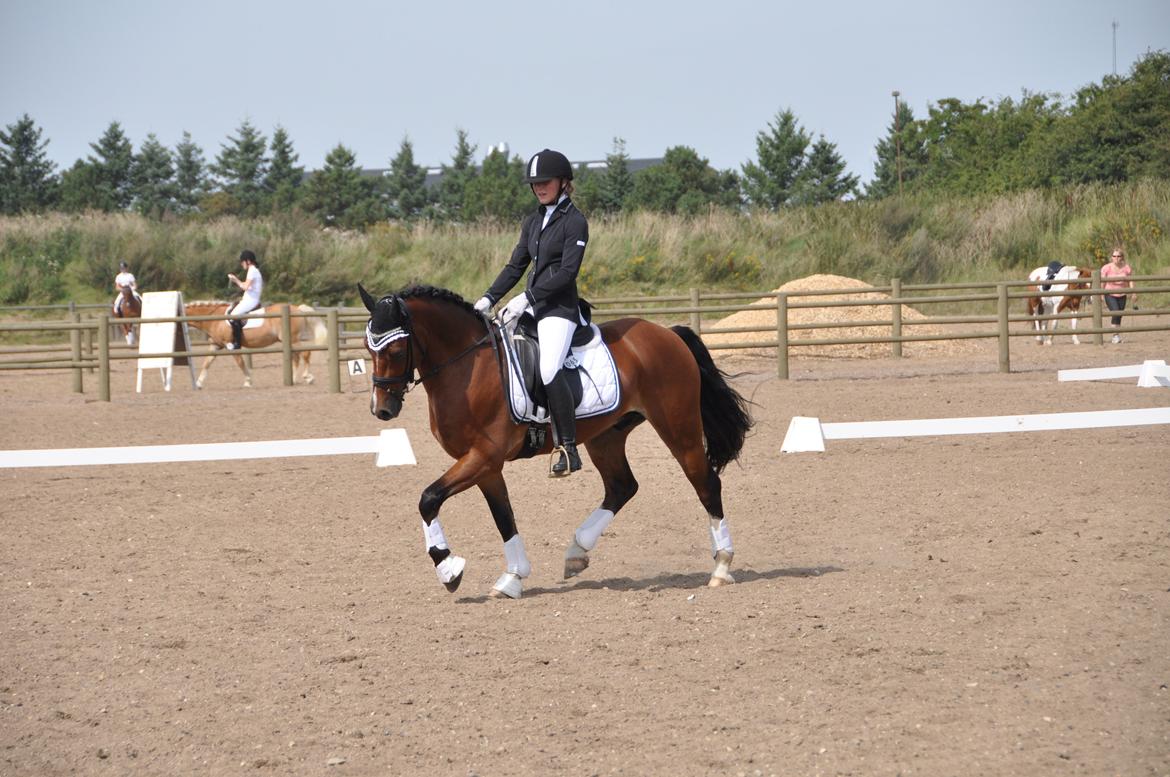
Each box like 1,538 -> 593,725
395,284 -> 476,315
185,299 -> 231,309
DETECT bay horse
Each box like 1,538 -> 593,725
183,300 -> 327,388
1026,264 -> 1092,345
113,286 -> 141,346
359,284 -> 753,600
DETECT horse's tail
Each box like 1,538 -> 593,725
297,305 -> 329,347
671,325 -> 753,474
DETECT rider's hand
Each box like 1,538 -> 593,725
500,294 -> 530,324
473,296 -> 492,314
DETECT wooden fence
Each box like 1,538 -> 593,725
1,272 -> 1167,400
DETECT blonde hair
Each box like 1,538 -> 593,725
1111,246 -> 1126,260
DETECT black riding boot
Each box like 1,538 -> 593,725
229,319 -> 244,350
545,368 -> 582,478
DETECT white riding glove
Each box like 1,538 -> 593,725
500,293 -> 531,325
473,296 -> 492,314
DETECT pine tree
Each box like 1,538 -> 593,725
131,133 -> 175,217
793,136 -> 859,205
58,160 -> 104,212
264,125 -> 303,212
173,131 -> 207,213
384,137 -> 429,221
741,109 -> 810,210
302,144 -> 384,229
87,121 -> 134,211
212,119 -> 268,216
0,113 -> 58,214
434,129 -> 477,222
462,147 -> 530,221
597,137 -> 634,214
867,100 -> 922,198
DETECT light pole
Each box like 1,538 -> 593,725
892,90 -> 904,196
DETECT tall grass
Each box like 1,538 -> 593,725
1,180 -> 1166,306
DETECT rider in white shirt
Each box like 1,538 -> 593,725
226,249 -> 263,350
113,261 -> 140,313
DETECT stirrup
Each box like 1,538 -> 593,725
549,443 -> 581,478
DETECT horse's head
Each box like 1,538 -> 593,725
360,284 -> 414,421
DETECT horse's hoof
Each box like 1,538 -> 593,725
436,555 -> 465,592
304,374 -> 315,385
564,556 -> 590,579
490,572 -> 523,599
708,550 -> 735,587
564,537 -> 590,579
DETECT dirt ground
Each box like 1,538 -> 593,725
2,326 -> 1168,777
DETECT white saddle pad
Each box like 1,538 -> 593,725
502,323 -> 621,424
242,307 -> 266,329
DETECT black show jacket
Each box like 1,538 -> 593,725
484,197 -> 588,322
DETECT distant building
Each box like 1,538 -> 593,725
359,147 -> 662,190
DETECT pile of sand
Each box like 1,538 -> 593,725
701,274 -> 984,358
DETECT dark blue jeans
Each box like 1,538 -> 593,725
1105,295 -> 1127,326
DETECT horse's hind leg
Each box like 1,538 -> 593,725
647,407 -> 735,587
566,419 -> 644,579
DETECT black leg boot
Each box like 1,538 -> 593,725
545,368 -> 582,478
229,319 -> 243,350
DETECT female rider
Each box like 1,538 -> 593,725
226,249 -> 263,350
474,149 -> 588,477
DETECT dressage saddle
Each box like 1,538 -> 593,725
508,300 -> 595,412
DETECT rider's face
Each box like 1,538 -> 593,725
531,178 -> 561,206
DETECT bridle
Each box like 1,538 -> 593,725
366,297 -> 498,400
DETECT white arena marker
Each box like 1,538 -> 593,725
0,429 -> 415,469
781,416 -> 825,452
1058,360 -> 1169,388
782,407 -> 1170,453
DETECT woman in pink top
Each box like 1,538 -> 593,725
1100,247 -> 1135,343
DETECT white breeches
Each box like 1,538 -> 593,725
229,298 -> 260,318
537,315 -> 576,385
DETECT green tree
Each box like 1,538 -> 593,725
596,137 -> 635,214
629,146 -> 740,215
433,128 -> 477,222
87,121 -> 134,211
264,125 -> 303,212
462,147 -> 530,221
57,160 -> 104,212
1047,51 -> 1170,184
570,162 -> 602,213
212,119 -> 268,216
131,133 -> 175,218
741,109 -> 810,210
867,100 -> 926,198
384,137 -> 429,221
0,113 -> 58,214
793,136 -> 858,205
173,131 -> 207,213
302,143 -> 384,229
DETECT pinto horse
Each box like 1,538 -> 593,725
359,284 -> 753,599
183,300 -> 327,388
1026,265 -> 1092,345
113,286 -> 142,346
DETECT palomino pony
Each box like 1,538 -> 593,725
1026,264 -> 1092,345
113,286 -> 142,346
359,284 -> 753,599
183,300 -> 327,388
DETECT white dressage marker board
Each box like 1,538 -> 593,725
136,290 -> 196,392
0,429 -> 415,469
782,407 -> 1170,453
1058,360 -> 1170,388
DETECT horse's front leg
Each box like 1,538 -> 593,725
417,450 -> 502,594
478,472 -> 531,600
195,345 -> 218,389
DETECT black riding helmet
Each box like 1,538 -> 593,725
523,149 -> 573,183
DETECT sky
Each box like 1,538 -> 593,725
2,0 -> 1168,186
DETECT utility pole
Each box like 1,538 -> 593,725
1112,19 -> 1119,75
892,91 -> 904,196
